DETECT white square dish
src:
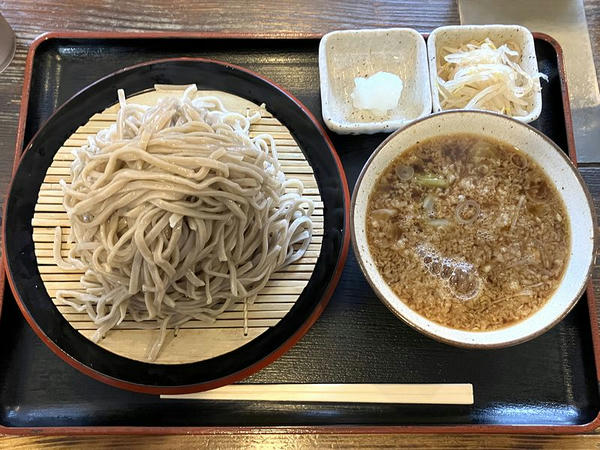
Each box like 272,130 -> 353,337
319,28 -> 432,135
427,25 -> 543,123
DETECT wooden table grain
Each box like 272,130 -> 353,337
0,1 -> 599,448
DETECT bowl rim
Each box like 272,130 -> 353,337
350,109 -> 597,348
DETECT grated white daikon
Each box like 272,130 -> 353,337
351,71 -> 404,115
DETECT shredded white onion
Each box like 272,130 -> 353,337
437,38 -> 548,118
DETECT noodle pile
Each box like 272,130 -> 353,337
54,85 -> 314,360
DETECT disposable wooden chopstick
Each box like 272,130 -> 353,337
161,383 -> 474,405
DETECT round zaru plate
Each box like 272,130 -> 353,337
33,86 -> 324,365
3,59 -> 349,394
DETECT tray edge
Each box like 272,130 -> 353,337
0,30 -> 598,436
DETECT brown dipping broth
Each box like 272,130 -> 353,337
366,133 -> 570,331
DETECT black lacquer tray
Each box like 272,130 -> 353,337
0,32 -> 598,434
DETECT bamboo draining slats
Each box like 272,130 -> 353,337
32,88 -> 322,364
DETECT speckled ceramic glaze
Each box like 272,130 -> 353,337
319,28 -> 432,134
428,25 -> 543,123
351,111 -> 595,348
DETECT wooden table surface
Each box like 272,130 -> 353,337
1,0 -> 599,448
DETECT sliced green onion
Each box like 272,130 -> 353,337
415,174 -> 449,188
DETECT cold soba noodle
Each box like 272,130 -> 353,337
54,86 -> 314,360
366,134 -> 569,331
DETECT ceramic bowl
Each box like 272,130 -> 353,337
428,25 -> 542,123
351,110 -> 596,348
319,28 -> 432,134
